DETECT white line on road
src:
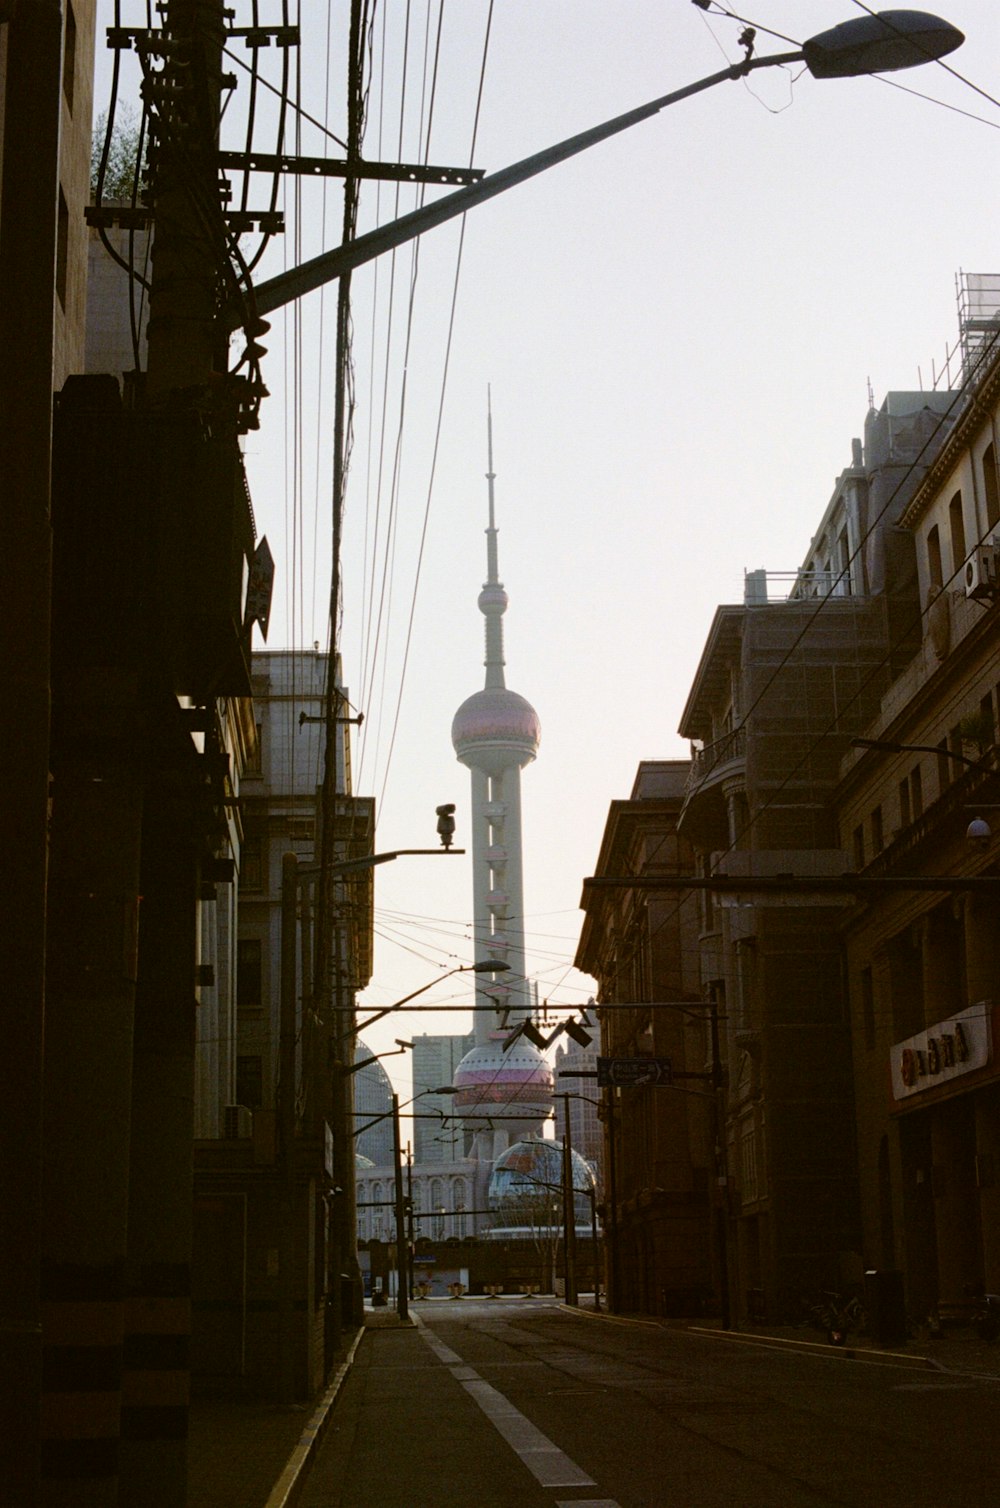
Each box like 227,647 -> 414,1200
418,1323 -> 597,1490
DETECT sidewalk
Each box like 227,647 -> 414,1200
572,1300 -> 1000,1380
187,1328 -> 365,1508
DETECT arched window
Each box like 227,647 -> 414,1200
431,1178 -> 445,1239
927,524 -> 943,590
453,1178 -> 468,1238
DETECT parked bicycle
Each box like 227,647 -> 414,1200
802,1291 -> 865,1346
966,1285 -> 1000,1342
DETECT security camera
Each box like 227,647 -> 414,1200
966,816 -> 992,851
436,803 -> 456,849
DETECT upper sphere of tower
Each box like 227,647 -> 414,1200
478,583 -> 508,616
452,687 -> 540,774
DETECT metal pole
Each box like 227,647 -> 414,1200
710,994 -> 731,1331
392,1096 -> 409,1321
561,1094 -> 578,1307
406,1145 -> 415,1301
604,1089 -> 620,1313
590,1188 -> 600,1312
278,853 -> 299,1401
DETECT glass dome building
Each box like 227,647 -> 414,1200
487,1138 -> 595,1230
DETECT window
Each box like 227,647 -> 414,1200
926,525 -> 943,590
733,939 -> 757,1033
62,2 -> 76,111
870,805 -> 884,854
836,529 -> 852,595
236,1055 -> 263,1110
899,777 -> 911,830
910,765 -> 923,819
740,1119 -> 758,1204
237,937 -> 263,1007
853,824 -> 865,872
948,490 -> 967,576
861,967 -> 876,1053
984,443 -> 1000,532
245,723 -> 263,776
936,739 -> 950,795
241,833 -> 264,892
56,187 -> 69,309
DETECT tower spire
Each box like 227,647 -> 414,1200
481,388 -> 507,690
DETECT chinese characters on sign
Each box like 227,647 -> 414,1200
891,1002 -> 992,1100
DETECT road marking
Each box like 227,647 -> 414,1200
555,1501 -> 621,1507
417,1325 -> 596,1489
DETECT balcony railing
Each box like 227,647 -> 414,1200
687,725 -> 746,790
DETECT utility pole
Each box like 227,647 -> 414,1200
710,994 -> 732,1331
278,853 -> 300,1402
391,1096 -> 409,1322
604,1091 -> 620,1313
406,1145 -> 416,1301
560,1094 -> 578,1307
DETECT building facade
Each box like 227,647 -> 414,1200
576,762 -> 714,1317
411,1032 -> 474,1162
193,651 -> 375,1398
839,290 -> 1000,1326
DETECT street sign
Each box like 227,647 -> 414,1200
245,535 -> 275,640
597,1056 -> 672,1088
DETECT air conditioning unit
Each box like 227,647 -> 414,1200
223,1104 -> 253,1139
964,544 -> 999,600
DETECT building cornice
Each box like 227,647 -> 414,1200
899,353 -> 1000,530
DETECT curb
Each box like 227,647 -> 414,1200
684,1325 -> 937,1371
263,1327 -> 366,1508
563,1304 -> 941,1372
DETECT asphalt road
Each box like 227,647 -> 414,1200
299,1298 -> 1000,1508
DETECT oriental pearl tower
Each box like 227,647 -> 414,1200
451,406 -> 554,1208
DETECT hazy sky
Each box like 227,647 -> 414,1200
97,2 -> 1000,1098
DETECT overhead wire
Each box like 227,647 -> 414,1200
358,0 -> 441,787
374,0 -> 495,814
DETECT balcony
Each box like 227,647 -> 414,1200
681,726 -> 746,850
687,725 -> 747,792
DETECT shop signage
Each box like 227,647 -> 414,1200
890,1002 -> 992,1101
597,1056 -> 672,1087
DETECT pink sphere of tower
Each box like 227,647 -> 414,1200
453,1037 -> 554,1139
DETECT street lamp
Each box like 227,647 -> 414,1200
558,1091 -> 616,1312
852,736 -> 1000,850
353,1085 -> 457,1319
230,12 -> 963,328
352,959 -> 510,1038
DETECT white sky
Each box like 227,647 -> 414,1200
96,2 -> 1000,1101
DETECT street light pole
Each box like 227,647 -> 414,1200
604,1091 -> 619,1313
560,1093 -> 578,1308
230,14 -> 964,331
391,1094 -> 409,1322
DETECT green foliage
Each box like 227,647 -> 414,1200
91,108 -> 145,201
